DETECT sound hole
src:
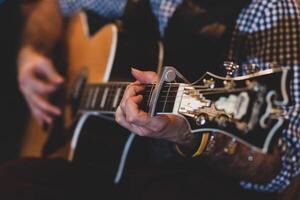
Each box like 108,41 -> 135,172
69,68 -> 88,115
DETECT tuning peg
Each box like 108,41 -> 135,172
195,113 -> 209,126
244,63 -> 260,74
215,114 -> 230,127
223,61 -> 240,77
266,62 -> 281,69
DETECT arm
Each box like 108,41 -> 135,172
229,0 -> 300,192
21,0 -> 64,53
19,0 -> 128,126
115,68 -> 281,183
18,0 -> 64,126
115,0 -> 300,190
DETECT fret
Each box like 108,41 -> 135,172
162,84 -> 172,112
155,84 -> 179,113
116,85 -> 126,109
106,85 -> 116,111
95,86 -> 104,110
164,85 -> 179,113
78,83 -> 179,114
79,87 -> 89,110
155,84 -> 168,113
86,87 -> 94,109
113,87 -> 122,108
91,87 -> 100,109
100,87 -> 109,108
147,84 -> 155,106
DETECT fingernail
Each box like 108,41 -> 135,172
57,77 -> 64,83
53,74 -> 64,83
55,109 -> 62,115
131,67 -> 141,73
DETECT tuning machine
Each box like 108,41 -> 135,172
202,78 -> 215,89
223,61 -> 240,77
244,63 -> 260,75
215,114 -> 230,127
195,113 -> 209,126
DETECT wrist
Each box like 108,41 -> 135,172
19,45 -> 44,58
175,133 -> 210,158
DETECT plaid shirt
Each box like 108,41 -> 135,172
59,0 -> 300,192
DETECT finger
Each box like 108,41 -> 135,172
120,85 -> 144,111
32,107 -> 53,126
124,95 -> 149,125
26,97 -> 53,126
36,59 -> 64,85
123,95 -> 166,134
131,68 -> 158,84
131,123 -> 153,137
20,74 -> 57,96
29,94 -> 61,116
124,84 -> 144,100
115,106 -> 133,131
116,104 -> 154,136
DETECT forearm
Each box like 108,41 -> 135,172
177,133 -> 281,183
202,134 -> 281,183
21,0 -> 64,54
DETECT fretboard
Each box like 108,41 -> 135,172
78,82 -> 179,114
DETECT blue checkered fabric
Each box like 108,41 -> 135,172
228,0 -> 300,192
59,0 -> 300,193
59,0 -> 184,35
59,0 -> 128,19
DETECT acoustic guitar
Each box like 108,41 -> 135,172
22,12 -> 291,171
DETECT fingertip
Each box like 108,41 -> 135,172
131,67 -> 141,78
44,117 -> 53,126
131,67 -> 141,73
136,94 -> 143,101
131,69 -> 157,84
54,75 -> 64,84
53,108 -> 62,116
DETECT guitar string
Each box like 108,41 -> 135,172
79,84 -> 251,111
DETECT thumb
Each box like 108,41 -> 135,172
37,59 -> 64,85
131,68 -> 158,84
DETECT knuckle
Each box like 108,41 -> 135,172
18,84 -> 25,93
115,115 -> 121,123
18,79 -> 27,91
152,126 -> 162,133
120,101 -> 126,109
32,109 -> 41,119
38,101 -> 47,110
127,116 -> 136,123
125,85 -> 131,93
127,112 -> 139,124
140,130 -> 150,137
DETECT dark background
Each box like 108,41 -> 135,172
0,0 -> 28,163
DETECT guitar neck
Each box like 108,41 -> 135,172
78,82 -> 180,114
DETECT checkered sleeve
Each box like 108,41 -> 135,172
228,0 -> 300,192
58,0 -> 127,19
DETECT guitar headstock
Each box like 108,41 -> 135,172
151,66 -> 291,153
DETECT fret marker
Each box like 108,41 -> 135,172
86,88 -> 94,109
91,87 -> 100,108
100,88 -> 109,108
113,88 -> 122,108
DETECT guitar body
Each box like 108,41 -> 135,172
43,13 -> 118,158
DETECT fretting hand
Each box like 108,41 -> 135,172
115,68 -> 197,147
